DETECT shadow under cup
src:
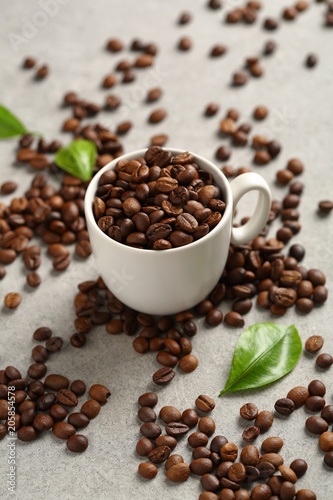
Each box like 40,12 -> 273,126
84,148 -> 267,316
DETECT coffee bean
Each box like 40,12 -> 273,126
240,445 -> 259,466
155,435 -> 177,450
313,286 -> 328,304
178,37 -> 192,51
178,354 -> 198,373
148,445 -> 171,464
138,407 -> 157,423
138,392 -> 158,408
205,103 -> 219,116
251,484 -> 272,499
257,461 -> 275,479
190,458 -> 214,475
188,432 -> 209,448
45,336 -> 63,352
200,473 -> 220,492
316,353 -> 333,370
17,426 -> 38,442
318,200 -> 333,214
319,431 -> 333,452
136,438 -> 154,456
81,399 -> 101,419
31,345 -> 48,363
88,384 -> 111,404
140,422 -> 162,439
278,465 -> 297,483
153,367 -> 175,385
324,451 -> 333,468
242,426 -> 260,442
138,462 -> 158,480
181,409 -> 198,428
4,292 -> 22,309
67,412 -> 90,429
240,403 -> 258,421
255,411 -> 274,432
206,309 -> 223,326
33,413 -> 53,431
306,54 -> 318,68
228,462 -> 246,482
289,458 -> 308,478
192,446 -> 211,459
165,454 -> 184,470
261,437 -> 283,454
308,379 -> 326,397
305,416 -> 328,434
165,462 -> 190,482
52,421 -> 76,440
70,380 -> 86,396
27,363 -> 47,380
195,395 -> 215,413
44,374 -> 69,391
160,406 -> 181,424
321,405 -> 333,423
67,434 -> 88,453
274,398 -> 295,415
166,422 -> 190,438
305,335 -> 324,353
220,442 -> 238,461
198,417 -> 215,437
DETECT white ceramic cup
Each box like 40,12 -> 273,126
85,148 -> 271,315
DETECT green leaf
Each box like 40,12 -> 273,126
219,323 -> 302,396
55,140 -> 97,182
0,104 -> 28,138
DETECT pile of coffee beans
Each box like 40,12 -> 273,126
93,147 -> 226,250
135,391 -> 317,499
271,378 -> 333,471
0,356 -> 110,452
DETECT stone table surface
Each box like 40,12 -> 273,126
0,0 -> 332,499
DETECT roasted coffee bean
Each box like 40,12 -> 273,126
190,458 -> 214,475
240,403 -> 258,421
156,351 -> 178,368
318,200 -> 333,214
81,399 -> 101,419
261,436 -> 283,454
308,379 -> 326,397
66,412 -> 90,430
35,393 -> 56,411
179,354 -> 198,373
324,452 -> 333,468
274,398 -> 295,415
195,395 -> 215,413
317,353 -> 333,369
44,374 -> 69,391
200,473 -> 220,492
255,411 -> 273,432
4,293 -> 22,309
69,380 -> 86,396
319,432 -> 333,452
182,409 -> 199,428
67,434 -> 88,453
148,445 -> 171,464
305,395 -> 326,412
27,363 -> 47,380
49,404 -> 67,422
166,422 -> 190,438
20,409 -> 36,426
165,462 -> 190,482
198,417 -> 215,437
306,415 -> 328,434
160,406 -> 181,424
138,392 -> 158,408
57,389 -> 78,407
152,367 -> 175,385
188,432 -> 209,448
192,446 -> 211,459
138,462 -> 158,479
155,435 -> 177,450
228,463 -> 246,482
33,413 -> 53,431
138,407 -> 157,423
321,405 -> 333,423
140,422 -> 162,439
257,461 -> 275,479
305,335 -> 324,353
52,421 -> 76,440
220,443 -> 238,461
17,426 -> 38,442
251,484 -> 272,499
88,384 -> 111,404
240,445 -> 259,466
136,438 -> 154,456
45,336 -> 63,352
32,345 -> 48,363
278,465 -> 297,483
242,426 -> 260,442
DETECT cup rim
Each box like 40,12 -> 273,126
84,147 -> 233,255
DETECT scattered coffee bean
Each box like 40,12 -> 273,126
138,462 -> 158,479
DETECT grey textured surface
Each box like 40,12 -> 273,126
0,0 -> 333,499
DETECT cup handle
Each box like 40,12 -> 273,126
229,172 -> 271,245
